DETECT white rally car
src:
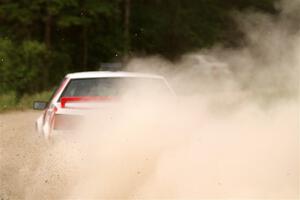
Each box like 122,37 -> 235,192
33,71 -> 173,139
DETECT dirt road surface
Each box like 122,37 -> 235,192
0,111 -> 75,199
0,111 -> 85,199
0,111 -> 47,199
0,109 -> 299,199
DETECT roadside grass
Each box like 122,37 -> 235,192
0,91 -> 52,112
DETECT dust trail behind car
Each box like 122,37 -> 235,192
19,96 -> 298,199
0,0 -> 299,199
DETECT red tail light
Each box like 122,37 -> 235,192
61,96 -> 114,108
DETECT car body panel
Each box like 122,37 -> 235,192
35,71 -> 173,139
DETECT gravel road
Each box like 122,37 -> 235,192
0,111 -> 41,199
0,109 -> 299,199
0,111 -> 75,199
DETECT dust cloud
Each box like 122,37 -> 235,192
1,0 -> 299,199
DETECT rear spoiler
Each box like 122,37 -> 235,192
61,96 -> 114,108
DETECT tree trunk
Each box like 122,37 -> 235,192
44,12 -> 52,50
82,25 -> 88,70
44,8 -> 52,89
124,0 -> 131,62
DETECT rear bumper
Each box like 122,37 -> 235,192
53,114 -> 83,130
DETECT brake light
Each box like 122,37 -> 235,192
61,96 -> 114,108
53,106 -> 58,113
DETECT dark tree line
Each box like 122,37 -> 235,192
0,0 -> 277,97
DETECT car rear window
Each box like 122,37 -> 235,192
59,77 -> 171,100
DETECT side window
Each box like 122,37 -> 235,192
49,78 -> 69,102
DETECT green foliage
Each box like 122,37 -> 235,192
0,0 -> 278,103
0,90 -> 53,112
17,90 -> 53,109
0,39 -> 47,97
0,91 -> 17,111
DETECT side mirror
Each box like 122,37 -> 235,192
33,101 -> 48,110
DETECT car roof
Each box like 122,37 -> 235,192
66,71 -> 164,79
